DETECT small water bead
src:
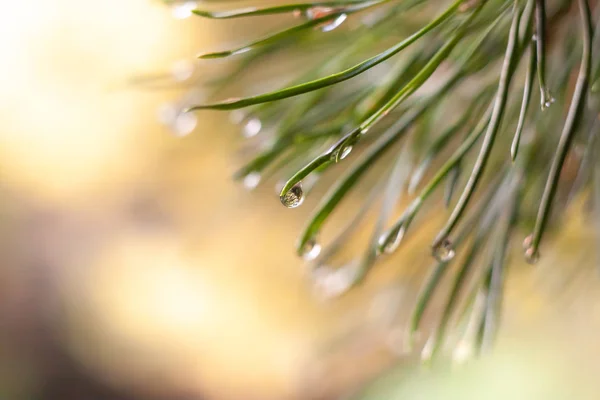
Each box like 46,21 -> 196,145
452,340 -> 473,364
229,110 -> 247,125
242,117 -> 262,138
541,91 -> 555,110
339,144 -> 353,160
378,226 -> 406,255
320,14 -> 347,32
171,59 -> 195,82
522,234 -> 533,250
280,182 -> 304,208
157,103 -> 177,126
173,112 -> 197,137
305,6 -> 335,20
301,238 -> 322,261
312,263 -> 357,299
172,1 -> 197,19
524,246 -> 539,264
242,172 -> 261,190
432,239 -> 456,262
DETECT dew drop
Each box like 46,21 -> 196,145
378,226 -> 406,255
524,246 -> 539,264
172,1 -> 197,19
243,117 -> 262,138
280,183 -> 304,208
541,91 -> 555,110
172,112 -> 197,137
532,34 -> 538,41
522,234 -> 533,250
433,239 -> 455,262
452,340 -> 473,364
242,172 -> 261,190
320,14 -> 347,32
301,238 -> 322,261
305,6 -> 334,20
157,103 -> 177,126
171,59 -> 195,82
312,262 -> 357,299
229,110 -> 247,125
420,335 -> 435,362
339,144 -> 353,160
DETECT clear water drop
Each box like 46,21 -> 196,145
541,91 -> 555,110
157,103 -> 177,126
280,182 -> 304,208
433,239 -> 455,262
172,112 -> 197,137
312,263 -> 357,299
243,117 -> 262,138
171,59 -> 195,82
172,1 -> 197,19
452,340 -> 473,364
242,172 -> 261,190
524,246 -> 539,264
301,238 -> 322,261
229,110 -> 247,125
305,6 -> 334,20
320,14 -> 347,32
339,144 -> 353,160
420,335 -> 435,362
378,226 -> 406,255
522,234 -> 533,250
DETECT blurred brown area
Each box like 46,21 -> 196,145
0,1 -> 600,400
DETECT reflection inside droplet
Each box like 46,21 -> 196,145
172,1 -> 197,19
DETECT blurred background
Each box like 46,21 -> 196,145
1,1 -> 600,399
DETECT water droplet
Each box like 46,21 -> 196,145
172,1 -> 197,19
171,59 -> 195,82
229,110 -> 247,125
172,112 -> 197,137
280,183 -> 304,208
157,103 -> 177,126
312,262 -> 357,299
378,226 -> 406,255
433,239 -> 455,262
305,6 -> 334,20
242,172 -> 261,190
524,246 -> 539,264
532,34 -> 538,41
339,144 -> 353,160
522,234 -> 533,250
301,238 -> 322,261
320,14 -> 347,32
243,117 -> 262,138
420,335 -> 435,362
452,340 -> 473,364
541,91 -> 555,110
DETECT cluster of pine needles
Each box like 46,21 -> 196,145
157,0 -> 600,361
